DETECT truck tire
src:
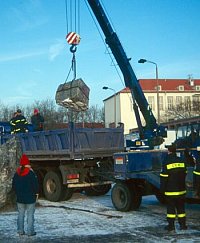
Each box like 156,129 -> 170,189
43,171 -> 65,202
62,187 -> 73,201
84,184 -> 111,196
111,182 -> 133,212
127,183 -> 142,210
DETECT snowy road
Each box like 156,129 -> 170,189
1,192 -> 200,242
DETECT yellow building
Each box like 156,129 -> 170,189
103,78 -> 200,135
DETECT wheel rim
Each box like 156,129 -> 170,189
46,179 -> 56,194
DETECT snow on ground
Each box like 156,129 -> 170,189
1,192 -> 200,242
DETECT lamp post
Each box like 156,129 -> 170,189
138,59 -> 160,125
103,86 -> 117,127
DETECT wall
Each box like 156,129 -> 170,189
104,88 -> 200,135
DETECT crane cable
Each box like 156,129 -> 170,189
84,0 -> 135,115
84,0 -> 124,88
65,0 -> 80,38
65,0 -> 81,81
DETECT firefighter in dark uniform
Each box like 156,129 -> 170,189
160,144 -> 187,232
10,109 -> 28,134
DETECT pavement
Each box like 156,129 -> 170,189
1,192 -> 200,242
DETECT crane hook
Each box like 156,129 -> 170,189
70,44 -> 77,53
66,32 -> 81,53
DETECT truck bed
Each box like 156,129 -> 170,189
4,125 -> 124,161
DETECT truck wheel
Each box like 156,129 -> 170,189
62,187 -> 73,201
43,171 -> 64,202
111,182 -> 133,212
84,184 -> 111,196
128,184 -> 142,210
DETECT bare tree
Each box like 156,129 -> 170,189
84,105 -> 104,123
165,99 -> 200,121
0,99 -> 104,130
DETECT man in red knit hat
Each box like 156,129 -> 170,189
31,108 -> 44,132
12,154 -> 39,236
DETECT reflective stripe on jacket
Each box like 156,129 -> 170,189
193,170 -> 200,176
10,115 -> 28,133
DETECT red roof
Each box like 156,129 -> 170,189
120,79 -> 200,93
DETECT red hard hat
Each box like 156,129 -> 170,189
34,109 -> 39,114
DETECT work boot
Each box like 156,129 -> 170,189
180,224 -> 188,230
178,218 -> 188,230
165,218 -> 175,232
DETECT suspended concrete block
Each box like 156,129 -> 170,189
55,78 -> 90,112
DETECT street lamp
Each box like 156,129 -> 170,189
138,59 -> 160,124
103,86 -> 117,127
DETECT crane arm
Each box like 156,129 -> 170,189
87,0 -> 166,146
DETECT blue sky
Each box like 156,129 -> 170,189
1,0 -> 200,107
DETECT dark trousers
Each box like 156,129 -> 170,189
193,174 -> 200,194
166,196 -> 186,225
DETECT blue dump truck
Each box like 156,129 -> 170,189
1,122 -> 124,202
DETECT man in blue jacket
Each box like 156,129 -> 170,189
12,154 -> 39,236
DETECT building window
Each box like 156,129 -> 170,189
184,96 -> 191,103
167,96 -> 173,110
193,95 -> 200,111
176,96 -> 182,105
178,85 -> 184,91
195,86 -> 200,91
184,96 -> 191,109
193,95 -> 200,103
159,96 -> 163,110
148,96 -> 155,111
157,85 -> 162,91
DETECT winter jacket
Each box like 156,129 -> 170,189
160,153 -> 187,197
31,114 -> 44,131
10,114 -> 28,134
12,167 -> 39,204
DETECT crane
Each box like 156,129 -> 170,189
86,0 -> 167,148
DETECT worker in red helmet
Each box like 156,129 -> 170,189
160,144 -> 187,232
12,154 -> 39,236
31,108 -> 44,132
